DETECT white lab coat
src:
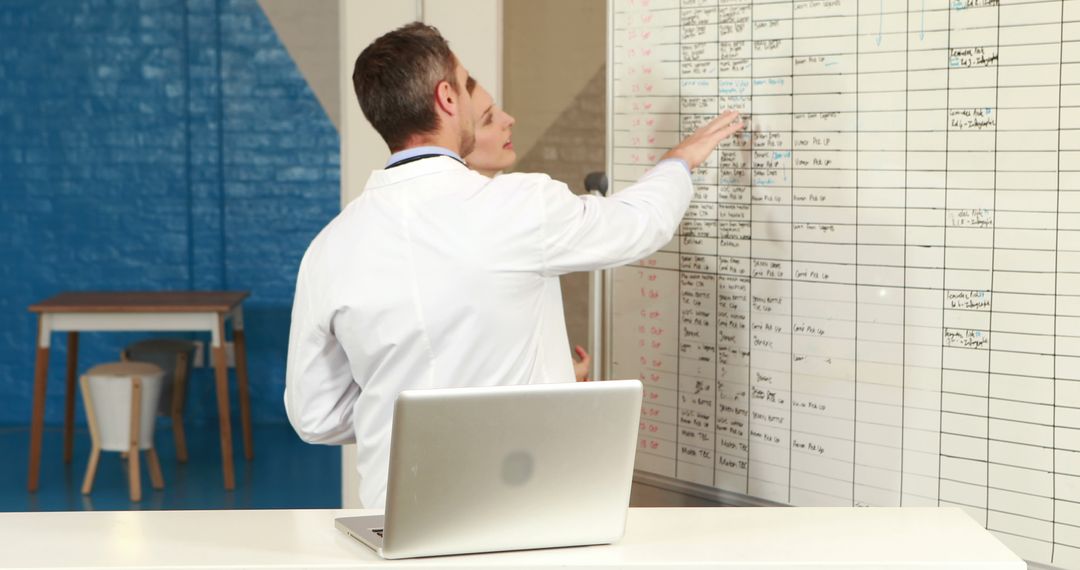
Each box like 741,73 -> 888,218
284,156 -> 690,507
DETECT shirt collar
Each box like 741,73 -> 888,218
385,146 -> 464,168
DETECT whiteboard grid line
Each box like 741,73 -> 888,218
902,0 -> 912,499
1055,0 -> 1065,560
986,4 -> 1002,534
937,0 -> 952,513
789,0 -> 797,504
748,0 -> 756,497
853,0 -> 862,503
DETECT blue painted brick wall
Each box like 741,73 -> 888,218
0,0 -> 339,425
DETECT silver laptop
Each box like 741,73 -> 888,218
335,379 -> 643,559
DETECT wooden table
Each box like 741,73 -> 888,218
0,507 -> 1025,568
27,291 -> 253,492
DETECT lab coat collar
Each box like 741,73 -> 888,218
385,145 -> 464,168
366,155 -> 471,189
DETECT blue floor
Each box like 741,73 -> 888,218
0,422 -> 340,512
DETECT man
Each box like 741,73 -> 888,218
285,22 -> 742,508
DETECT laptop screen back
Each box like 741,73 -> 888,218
380,380 -> 643,559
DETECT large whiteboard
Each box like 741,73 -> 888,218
607,0 -> 1080,567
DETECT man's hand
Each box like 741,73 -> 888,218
661,110 -> 744,170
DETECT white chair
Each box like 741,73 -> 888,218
80,361 -> 166,502
121,339 -> 198,462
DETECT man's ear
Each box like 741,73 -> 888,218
435,80 -> 457,117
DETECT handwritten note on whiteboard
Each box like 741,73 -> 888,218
608,0 -> 1080,567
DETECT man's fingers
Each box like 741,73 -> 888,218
694,119 -> 743,152
713,119 -> 745,141
685,112 -> 740,147
665,110 -> 743,168
703,111 -> 740,133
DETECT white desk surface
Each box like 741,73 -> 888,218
0,507 -> 1024,569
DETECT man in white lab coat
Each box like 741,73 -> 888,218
284,22 -> 743,508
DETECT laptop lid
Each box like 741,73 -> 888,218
374,379 -> 643,559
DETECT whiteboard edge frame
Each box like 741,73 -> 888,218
634,470 -> 785,508
602,0 -> 614,385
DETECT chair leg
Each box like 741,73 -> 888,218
80,376 -> 102,496
147,448 -> 164,490
172,353 -> 189,463
128,378 -> 142,502
128,448 -> 141,502
81,446 -> 100,495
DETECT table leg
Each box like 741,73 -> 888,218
63,332 -> 79,463
234,326 -> 253,461
171,353 -> 189,463
28,317 -> 50,492
213,315 -> 236,490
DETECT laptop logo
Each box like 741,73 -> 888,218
501,450 -> 534,486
